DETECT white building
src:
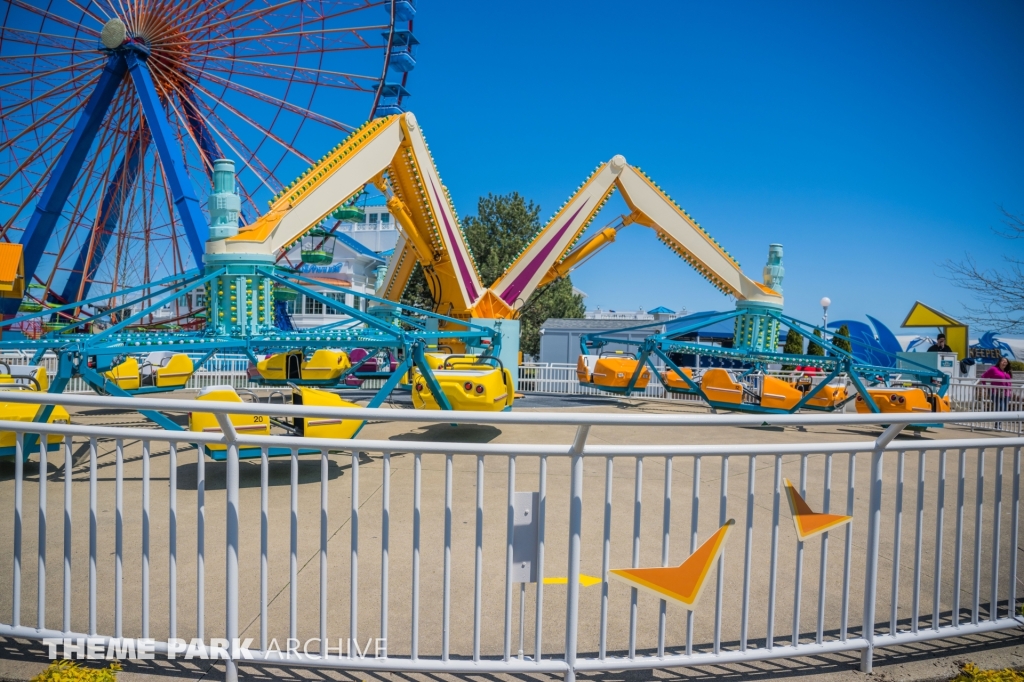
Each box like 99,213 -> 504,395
278,230 -> 387,330
335,196 -> 400,253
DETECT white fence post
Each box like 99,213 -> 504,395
563,425 -> 590,682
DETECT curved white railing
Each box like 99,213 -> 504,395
0,392 -> 1021,681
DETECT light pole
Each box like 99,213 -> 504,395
820,297 -> 831,329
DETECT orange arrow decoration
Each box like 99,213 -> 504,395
783,478 -> 852,541
608,519 -> 734,610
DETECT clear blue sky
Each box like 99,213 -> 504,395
403,1 -> 1024,332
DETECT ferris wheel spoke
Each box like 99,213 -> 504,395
0,69 -> 99,121
159,0 -> 261,45
195,58 -> 376,93
168,92 -> 272,214
186,78 -> 312,164
179,61 -> 355,132
199,54 -> 378,85
0,48 -> 99,60
63,0 -> 112,28
187,22 -> 390,48
0,27 -> 98,49
0,55 -> 103,92
0,128 -> 77,241
0,119 -> 79,197
194,0 -> 304,37
234,43 -> 384,59
223,1 -> 389,39
9,0 -> 102,37
0,81 -> 94,156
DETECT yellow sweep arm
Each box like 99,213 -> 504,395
206,113 -> 485,317
614,162 -> 781,303
492,155 -> 781,309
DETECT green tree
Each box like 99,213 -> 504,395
401,192 -> 585,355
783,327 -> 804,355
833,324 -> 853,354
806,329 -> 825,356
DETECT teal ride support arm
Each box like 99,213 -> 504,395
650,347 -> 700,393
365,355 -> 416,409
790,365 -> 844,412
624,343 -> 653,396
847,370 -> 881,413
412,340 -> 453,411
2,269 -> 202,332
79,365 -> 183,431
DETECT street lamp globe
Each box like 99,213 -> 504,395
820,297 -> 831,309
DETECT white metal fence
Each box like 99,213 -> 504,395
0,353 -> 384,394
948,378 -> 1024,434
0,392 -> 1021,680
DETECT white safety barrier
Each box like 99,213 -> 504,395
0,353 -> 384,394
948,378 -> 1024,434
0,392 -> 1021,680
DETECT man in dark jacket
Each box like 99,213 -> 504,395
927,333 -> 951,352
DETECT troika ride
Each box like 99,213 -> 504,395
0,3 -> 948,460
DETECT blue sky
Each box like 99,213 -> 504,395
403,1 -> 1024,332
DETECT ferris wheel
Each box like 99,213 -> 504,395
0,0 -> 416,313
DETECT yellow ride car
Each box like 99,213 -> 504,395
411,355 -> 514,411
104,352 -> 194,392
256,349 -> 351,383
576,353 -> 652,390
0,364 -> 69,459
291,386 -> 364,440
190,385 -> 367,460
855,387 -> 950,414
189,385 -> 271,460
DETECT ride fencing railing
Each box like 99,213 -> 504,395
948,378 -> 1024,435
0,353 -> 385,394
0,393 -> 1021,680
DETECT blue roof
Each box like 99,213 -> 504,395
331,230 -> 384,262
663,310 -> 734,339
647,306 -> 675,314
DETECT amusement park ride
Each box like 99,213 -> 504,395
0,0 -> 951,457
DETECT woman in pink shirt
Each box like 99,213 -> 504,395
980,357 -> 1013,427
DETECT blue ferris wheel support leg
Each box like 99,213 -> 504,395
5,46 -> 210,317
58,125 -> 149,306
1,54 -> 128,316
123,49 -> 208,258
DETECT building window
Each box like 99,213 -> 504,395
369,213 -> 378,224
381,213 -> 390,224
324,291 -> 345,314
285,299 -> 297,315
304,295 -> 323,315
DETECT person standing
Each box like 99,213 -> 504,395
927,334 -> 951,352
980,357 -> 1013,429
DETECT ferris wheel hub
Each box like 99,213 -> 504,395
100,17 -> 127,49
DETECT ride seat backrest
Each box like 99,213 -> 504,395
142,351 -> 176,378
287,353 -> 301,379
4,365 -> 46,391
577,354 -> 598,381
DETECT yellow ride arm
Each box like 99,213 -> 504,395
495,155 -> 782,309
206,113 -> 485,318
